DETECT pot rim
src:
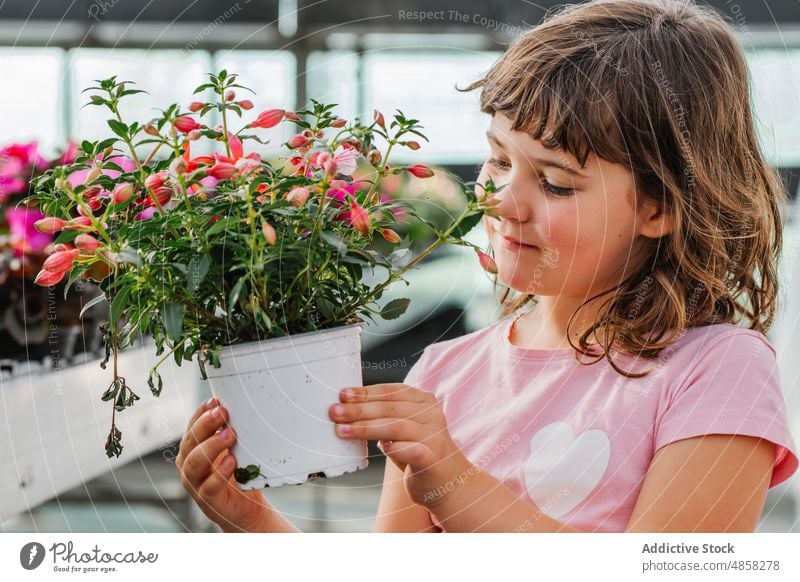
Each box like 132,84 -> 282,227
216,321 -> 365,359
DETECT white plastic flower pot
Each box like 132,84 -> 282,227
205,323 -> 369,490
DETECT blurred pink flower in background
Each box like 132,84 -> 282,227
5,207 -> 51,255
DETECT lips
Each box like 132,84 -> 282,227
498,232 -> 536,248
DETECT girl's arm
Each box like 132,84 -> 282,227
373,456 -> 442,532
625,434 -> 773,532
428,434 -> 773,532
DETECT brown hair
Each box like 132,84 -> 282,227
460,0 -> 787,377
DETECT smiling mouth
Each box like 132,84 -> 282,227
497,232 -> 537,250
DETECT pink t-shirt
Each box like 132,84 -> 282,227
403,313 -> 798,532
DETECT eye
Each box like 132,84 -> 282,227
541,179 -> 575,197
486,157 -> 511,171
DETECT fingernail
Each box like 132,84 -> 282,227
222,456 -> 236,470
205,397 -> 216,409
338,424 -> 352,436
332,404 -> 344,417
211,406 -> 221,419
220,427 -> 232,441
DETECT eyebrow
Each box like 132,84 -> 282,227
486,130 -> 586,178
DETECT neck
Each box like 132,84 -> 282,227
512,294 -> 607,350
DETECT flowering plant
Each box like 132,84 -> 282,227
28,70 -> 499,458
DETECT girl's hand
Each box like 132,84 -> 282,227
176,398 -> 273,532
328,384 -> 471,508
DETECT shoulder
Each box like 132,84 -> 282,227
416,318 -> 507,369
655,323 -> 775,369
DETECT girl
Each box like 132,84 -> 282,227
176,0 -> 798,532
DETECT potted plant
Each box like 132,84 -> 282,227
27,70 -> 500,489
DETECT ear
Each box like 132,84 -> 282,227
637,196 -> 672,239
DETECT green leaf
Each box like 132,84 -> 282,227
449,211 -> 483,238
107,119 -> 128,139
80,293 -> 107,319
187,256 -> 210,293
228,277 -> 247,309
161,302 -> 185,342
380,297 -> 411,320
117,246 -> 141,267
147,369 -> 164,397
110,286 -> 132,324
320,230 -> 347,254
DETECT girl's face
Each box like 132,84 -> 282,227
478,113 -> 668,299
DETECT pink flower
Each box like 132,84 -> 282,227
379,228 -> 401,244
261,221 -> 277,245
331,145 -> 359,176
5,207 -> 51,254
136,207 -> 158,221
67,156 -> 136,188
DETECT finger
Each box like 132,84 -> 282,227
380,440 -> 434,468
335,417 -> 424,442
340,384 -> 433,404
329,401 -> 428,424
186,397 -> 218,432
182,423 -> 237,491
198,451 -> 239,500
177,405 -> 229,468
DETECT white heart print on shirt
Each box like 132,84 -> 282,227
522,421 -> 611,519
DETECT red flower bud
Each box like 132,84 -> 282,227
144,172 -> 167,190
42,249 -> 79,273
406,164 -> 434,178
112,182 -> 134,204
286,187 -> 310,207
34,217 -> 66,234
238,99 -> 254,110
379,228 -> 401,244
261,221 -> 277,246
143,124 -> 160,136
329,118 -> 346,128
405,140 -> 421,150
174,116 -> 202,133
250,109 -> 285,129
225,90 -> 236,102
373,110 -> 385,128
283,111 -> 300,122
65,216 -> 94,230
349,200 -> 371,235
477,250 -> 498,274
146,186 -> 173,207
34,269 -> 67,287
287,133 -> 310,149
207,162 -> 238,180
75,234 -> 101,254
188,101 -> 204,112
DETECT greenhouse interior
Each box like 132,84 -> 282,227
1,0 -> 799,535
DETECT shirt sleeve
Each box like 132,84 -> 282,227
654,330 -> 798,489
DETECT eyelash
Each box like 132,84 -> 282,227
486,157 -> 576,197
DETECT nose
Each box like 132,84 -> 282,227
491,176 -> 531,224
